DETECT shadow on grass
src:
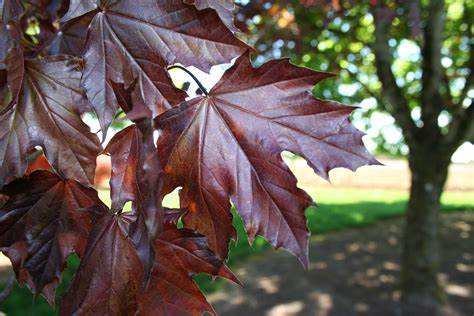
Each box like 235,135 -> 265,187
0,201 -> 472,315
210,211 -> 474,316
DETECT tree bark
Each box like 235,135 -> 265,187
401,147 -> 451,316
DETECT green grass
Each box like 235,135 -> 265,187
1,188 -> 472,315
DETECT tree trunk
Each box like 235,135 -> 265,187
401,147 -> 451,316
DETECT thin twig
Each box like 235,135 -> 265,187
167,65 -> 209,96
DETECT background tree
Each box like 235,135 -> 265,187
236,0 -> 473,314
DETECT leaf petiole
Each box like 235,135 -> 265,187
167,65 -> 209,96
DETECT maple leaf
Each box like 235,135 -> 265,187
0,170 -> 106,305
0,55 -> 101,187
155,53 -> 379,263
59,213 -> 237,315
184,0 -> 238,32
63,0 -> 249,136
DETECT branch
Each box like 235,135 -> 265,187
420,0 -> 447,131
442,72 -> 454,109
371,2 -> 418,145
444,103 -> 474,152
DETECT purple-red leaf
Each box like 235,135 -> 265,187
155,53 -> 379,264
0,56 -> 101,187
60,213 -> 236,315
0,170 -> 106,305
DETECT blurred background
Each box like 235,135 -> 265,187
1,0 -> 473,315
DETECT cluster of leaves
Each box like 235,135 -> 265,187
0,0 -> 377,314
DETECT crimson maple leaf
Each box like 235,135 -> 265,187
60,213 -> 237,315
155,53 -> 379,264
0,54 -> 101,187
60,0 -> 249,135
0,171 -> 106,305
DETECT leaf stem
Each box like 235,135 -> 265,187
167,65 -> 209,96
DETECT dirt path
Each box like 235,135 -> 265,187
209,212 -> 474,316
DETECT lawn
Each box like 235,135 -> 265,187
1,188 -> 473,315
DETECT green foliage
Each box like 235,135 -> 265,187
240,0 -> 473,156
